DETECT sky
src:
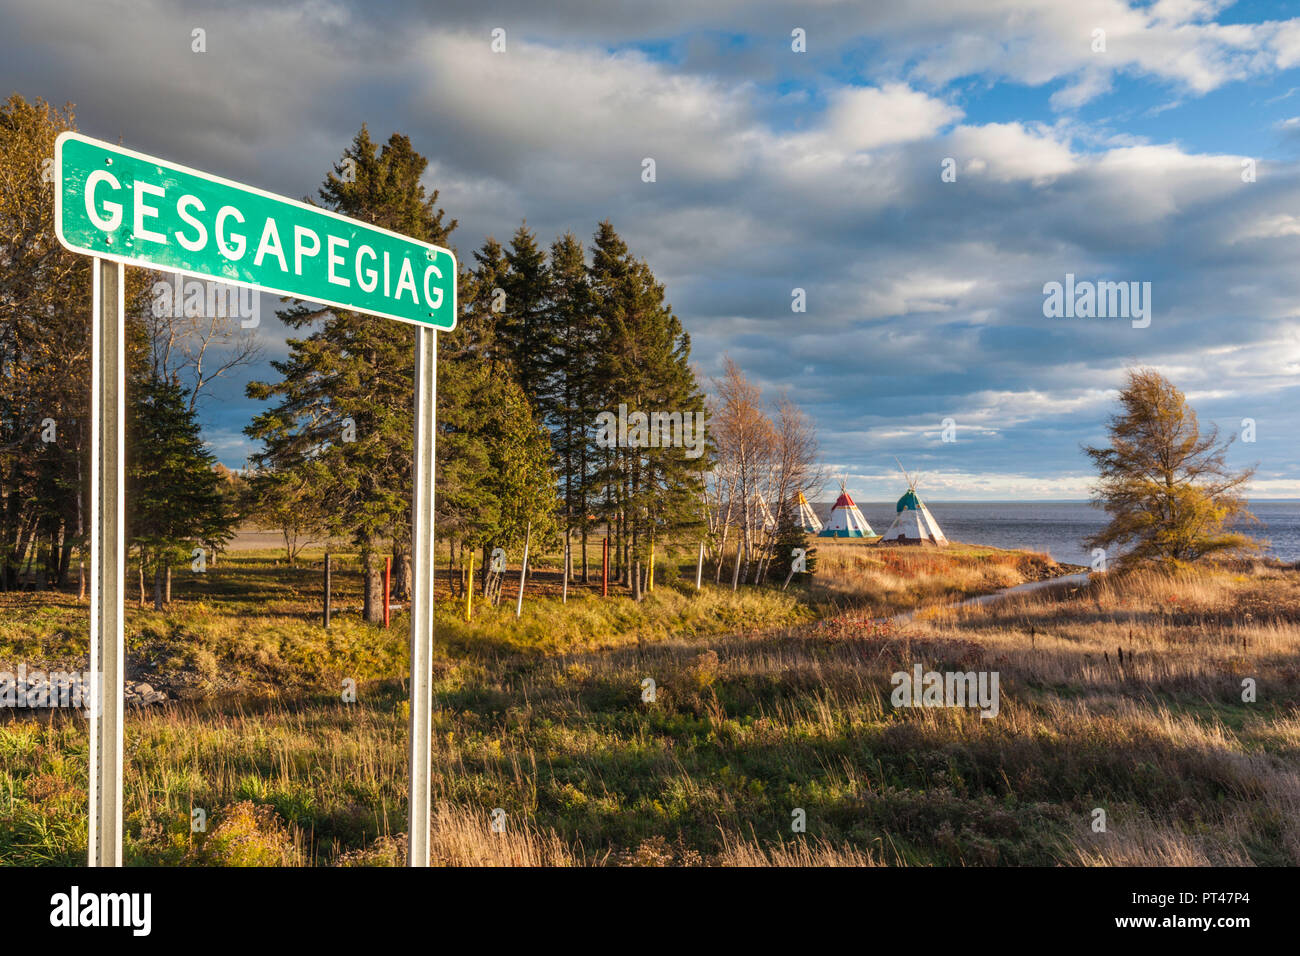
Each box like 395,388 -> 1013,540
5,0 -> 1300,500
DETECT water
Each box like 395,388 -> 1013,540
824,500 -> 1300,566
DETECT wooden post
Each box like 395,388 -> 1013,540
465,550 -> 474,622
323,552 -> 332,628
383,555 -> 392,628
562,536 -> 570,605
515,521 -> 531,619
695,541 -> 704,591
602,537 -> 609,597
647,543 -> 654,593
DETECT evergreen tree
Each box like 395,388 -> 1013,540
498,224 -> 554,412
767,508 -> 816,585
587,221 -> 708,588
545,233 -> 599,579
246,126 -> 456,620
128,374 -> 234,607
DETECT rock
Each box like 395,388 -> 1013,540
134,683 -> 154,696
143,691 -> 167,705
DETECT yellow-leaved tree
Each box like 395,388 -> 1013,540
1084,368 -> 1259,568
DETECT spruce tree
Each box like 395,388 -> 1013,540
546,233 -> 599,579
128,374 -> 234,607
499,224 -> 554,413
587,222 -> 709,586
246,126 -> 456,621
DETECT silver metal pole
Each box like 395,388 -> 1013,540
408,326 -> 437,866
89,258 -> 125,867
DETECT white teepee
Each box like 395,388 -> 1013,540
793,491 -> 822,534
879,463 -> 947,546
818,482 -> 875,538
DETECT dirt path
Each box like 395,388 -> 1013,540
890,571 -> 1091,624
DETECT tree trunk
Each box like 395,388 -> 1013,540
153,559 -> 164,611
58,532 -> 73,586
581,527 -> 589,583
34,541 -> 47,590
362,545 -> 383,623
165,561 -> 172,604
392,541 -> 411,601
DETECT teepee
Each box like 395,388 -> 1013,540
793,491 -> 822,534
818,482 -> 875,538
879,462 -> 947,546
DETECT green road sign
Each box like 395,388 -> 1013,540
55,132 -> 457,329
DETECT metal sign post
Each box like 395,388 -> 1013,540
408,327 -> 437,866
88,257 -> 125,867
56,132 -> 457,867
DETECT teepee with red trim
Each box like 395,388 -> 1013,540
817,482 -> 875,538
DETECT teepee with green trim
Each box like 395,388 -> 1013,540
879,461 -> 947,546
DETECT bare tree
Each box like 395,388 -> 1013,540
708,357 -> 777,580
144,274 -> 265,411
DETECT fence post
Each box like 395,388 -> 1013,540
562,536 -> 570,605
602,537 -> 609,597
465,550 -> 474,622
323,552 -> 331,628
696,541 -> 704,591
384,555 -> 392,628
515,521 -> 532,619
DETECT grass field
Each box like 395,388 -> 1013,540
3,539 -> 1297,866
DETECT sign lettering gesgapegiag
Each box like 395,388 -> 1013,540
56,131 -> 451,867
55,131 -> 457,329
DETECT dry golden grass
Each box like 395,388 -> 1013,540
810,539 -> 1064,614
5,553 -> 1299,866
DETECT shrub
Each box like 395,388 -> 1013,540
188,801 -> 295,866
